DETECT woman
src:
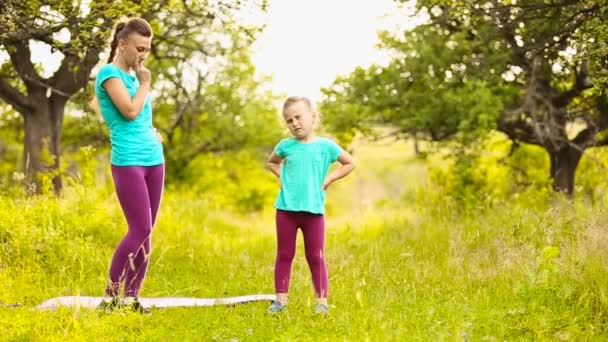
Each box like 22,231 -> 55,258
94,17 -> 164,313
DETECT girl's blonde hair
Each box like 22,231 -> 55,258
282,96 -> 313,114
282,96 -> 322,128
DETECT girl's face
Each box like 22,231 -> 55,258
283,101 -> 316,140
118,33 -> 152,69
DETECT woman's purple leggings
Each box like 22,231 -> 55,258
274,209 -> 328,298
106,164 -> 164,297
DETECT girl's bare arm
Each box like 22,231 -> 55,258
267,151 -> 283,178
323,150 -> 356,190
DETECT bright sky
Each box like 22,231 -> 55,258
249,0 -> 420,103
0,1 -> 424,105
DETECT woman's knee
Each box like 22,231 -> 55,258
127,223 -> 152,237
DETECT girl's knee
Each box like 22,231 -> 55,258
277,250 -> 295,262
305,250 -> 325,265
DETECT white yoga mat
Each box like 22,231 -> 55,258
37,294 -> 276,310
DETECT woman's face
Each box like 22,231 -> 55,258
118,33 -> 152,69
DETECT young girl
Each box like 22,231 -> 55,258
267,96 -> 356,314
94,18 -> 164,313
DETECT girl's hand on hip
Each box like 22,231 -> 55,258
322,178 -> 332,190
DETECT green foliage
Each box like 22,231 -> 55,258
176,150 -> 279,213
574,146 -> 608,202
321,10 -> 515,147
322,0 -> 608,195
61,88 -> 109,152
0,105 -> 22,185
152,49 -> 284,179
425,133 -> 556,208
0,0 -> 274,193
1,139 -> 608,339
429,132 -> 608,209
575,0 -> 608,94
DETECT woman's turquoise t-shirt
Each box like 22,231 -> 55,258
273,137 -> 343,214
94,63 -> 164,166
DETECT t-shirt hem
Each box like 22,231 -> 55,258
110,158 -> 165,167
274,205 -> 325,215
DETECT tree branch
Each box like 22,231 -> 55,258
553,61 -> 594,107
592,137 -> 608,147
3,27 -> 60,44
572,127 -> 596,148
497,115 -> 543,146
50,13 -> 114,96
0,76 -> 31,114
7,41 -> 43,92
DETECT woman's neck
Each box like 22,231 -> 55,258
112,57 -> 131,73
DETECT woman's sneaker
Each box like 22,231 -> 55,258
267,300 -> 286,313
124,297 -> 151,314
314,303 -> 329,315
97,296 -> 122,313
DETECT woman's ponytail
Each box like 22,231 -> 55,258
107,22 -> 126,63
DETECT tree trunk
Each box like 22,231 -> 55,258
413,131 -> 420,156
23,95 -> 66,194
49,95 -> 66,193
548,145 -> 583,196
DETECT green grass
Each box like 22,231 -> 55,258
1,139 -> 607,340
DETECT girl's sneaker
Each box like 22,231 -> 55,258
267,300 -> 286,313
314,303 -> 329,315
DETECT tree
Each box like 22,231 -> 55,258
0,104 -> 22,184
321,0 -> 608,196
0,0 -> 269,194
141,13 -> 282,180
0,1 -> 118,194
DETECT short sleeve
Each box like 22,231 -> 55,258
274,139 -> 288,158
95,64 -> 121,94
326,139 -> 343,162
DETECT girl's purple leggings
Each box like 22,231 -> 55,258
274,209 -> 328,298
106,164 -> 164,297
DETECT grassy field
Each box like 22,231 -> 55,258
1,139 -> 607,341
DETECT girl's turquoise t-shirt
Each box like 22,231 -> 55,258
94,63 -> 164,166
274,137 -> 343,214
